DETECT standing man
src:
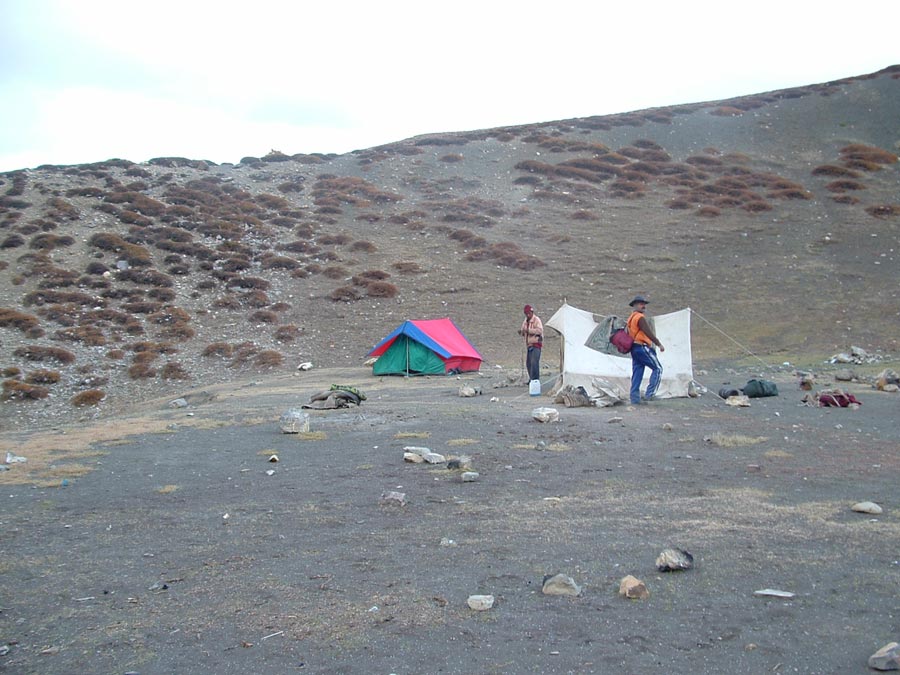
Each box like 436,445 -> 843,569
626,296 -> 665,404
519,304 -> 543,383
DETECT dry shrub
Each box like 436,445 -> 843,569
330,286 -> 362,302
281,240 -> 320,254
261,255 -> 300,270
274,324 -> 300,342
839,144 -> 898,168
254,350 -> 283,368
2,380 -> 50,400
322,265 -> 349,280
1,234 -> 25,248
0,308 -> 41,332
211,295 -> 241,310
128,362 -> 157,379
668,199 -> 692,210
106,349 -> 126,360
513,175 -> 542,185
203,342 -> 234,357
1,367 -> 21,378
697,206 -> 722,217
25,369 -> 60,384
118,269 -> 173,287
352,270 -> 390,285
366,281 -> 399,298
768,188 -> 811,200
392,261 -> 424,274
290,268 -> 310,279
161,362 -> 190,380
249,310 -> 278,324
865,204 -> 900,218
226,276 -> 270,291
122,301 -> 162,315
148,288 -> 176,302
685,156 -> 723,168
440,154 -> 464,162
349,240 -> 376,253
54,325 -> 107,346
29,233 -> 75,250
709,106 -> 745,116
319,233 -> 352,246
156,322 -> 195,341
571,210 -> 598,221
71,389 -> 105,406
229,342 -> 260,367
13,345 -> 76,364
741,200 -> 773,213
812,165 -> 860,178
148,306 -> 191,325
825,179 -> 866,192
239,290 -> 269,308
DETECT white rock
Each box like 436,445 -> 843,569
852,501 -> 883,514
725,395 -> 751,407
297,362 -> 313,371
380,491 -> 407,506
467,594 -> 495,610
461,472 -> 480,482
403,452 -> 424,463
403,446 -> 430,456
532,407 -> 559,423
868,642 -> 900,671
422,452 -> 446,464
753,588 -> 795,598
542,573 -> 581,596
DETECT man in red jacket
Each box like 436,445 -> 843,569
519,304 -> 543,383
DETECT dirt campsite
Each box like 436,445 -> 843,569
1,66 -> 900,673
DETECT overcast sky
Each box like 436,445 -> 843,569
1,1 -> 897,173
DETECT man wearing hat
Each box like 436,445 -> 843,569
626,296 -> 665,404
519,304 -> 543,383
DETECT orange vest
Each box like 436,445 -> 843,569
627,311 -> 652,347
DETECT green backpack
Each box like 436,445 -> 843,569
741,379 -> 778,398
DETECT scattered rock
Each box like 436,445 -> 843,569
403,452 -> 424,463
447,456 -> 472,470
834,369 -> 856,382
268,454 -> 279,463
467,594 -> 495,610
532,407 -> 559,423
852,501 -> 883,515
656,548 -> 694,572
662,422 -> 673,432
297,362 -> 313,371
265,469 -> 275,476
422,452 -> 446,464
5,452 -> 27,464
439,537 -> 457,547
461,471 -> 480,482
753,588 -> 795,598
380,491 -> 407,506
458,384 -> 482,397
869,642 -> 900,671
279,409 -> 310,433
607,416 -> 623,424
403,446 -> 430,456
725,395 -> 751,407
168,397 -> 188,408
798,372 -> 816,389
542,573 -> 582,596
619,575 -> 650,600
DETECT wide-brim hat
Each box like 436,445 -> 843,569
629,295 -> 649,307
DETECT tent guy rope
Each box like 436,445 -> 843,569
689,309 -> 776,371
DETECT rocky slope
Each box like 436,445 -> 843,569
1,66 -> 898,429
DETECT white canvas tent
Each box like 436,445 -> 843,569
546,303 -> 694,401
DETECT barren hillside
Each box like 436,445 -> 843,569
1,66 -> 898,428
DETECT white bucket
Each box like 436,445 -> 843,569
529,379 -> 541,396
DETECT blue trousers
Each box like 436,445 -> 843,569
630,344 -> 662,403
526,346 -> 541,381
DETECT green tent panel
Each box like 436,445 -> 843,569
372,334 -> 446,375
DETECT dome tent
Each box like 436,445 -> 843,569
368,318 -> 483,376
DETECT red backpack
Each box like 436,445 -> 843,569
610,328 -> 634,354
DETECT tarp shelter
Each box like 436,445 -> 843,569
546,303 -> 694,400
368,318 -> 483,376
